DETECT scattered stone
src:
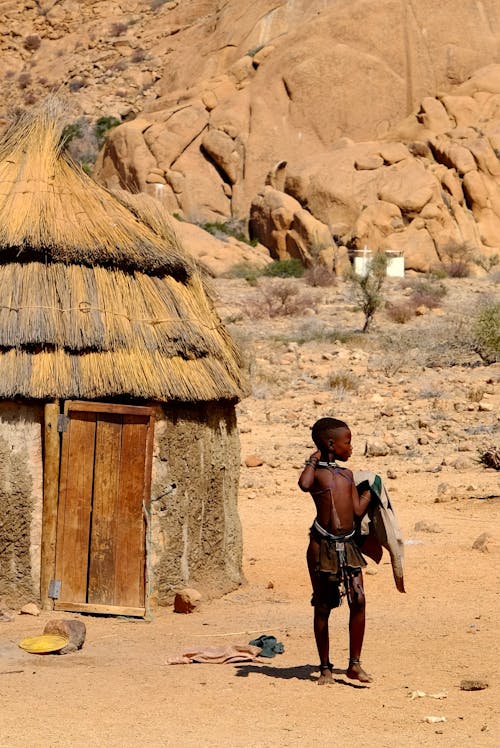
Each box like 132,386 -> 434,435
174,588 -> 202,614
19,603 -> 40,616
244,454 -> 264,467
266,581 -> 274,589
414,520 -> 443,533
364,439 -> 390,457
423,716 -> 446,724
478,402 -> 493,412
43,619 -> 86,654
460,678 -> 488,691
472,532 -> 492,552
386,469 -> 398,479
365,567 -> 378,575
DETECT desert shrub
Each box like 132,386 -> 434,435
131,49 -> 147,63
472,301 -> 500,364
348,252 -> 388,332
326,371 -> 359,392
225,262 -> 262,285
110,21 -> 128,36
473,253 -> 500,273
18,72 -> 31,89
303,265 -> 336,287
61,117 -> 100,174
386,301 -> 416,324
478,446 -> 500,470
438,241 -> 474,278
24,35 -> 41,51
262,259 -> 304,278
199,219 -> 258,247
95,115 -> 121,148
249,280 -> 314,318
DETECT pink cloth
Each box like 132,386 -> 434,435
167,643 -> 262,665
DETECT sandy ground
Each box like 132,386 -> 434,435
1,276 -> 499,747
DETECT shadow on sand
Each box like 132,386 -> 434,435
234,663 -> 369,687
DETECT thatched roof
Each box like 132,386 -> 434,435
0,100 -> 247,402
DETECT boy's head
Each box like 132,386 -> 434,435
311,417 -> 352,460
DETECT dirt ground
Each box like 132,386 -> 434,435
1,276 -> 499,747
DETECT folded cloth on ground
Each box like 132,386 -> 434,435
248,634 -> 284,658
167,643 -> 262,665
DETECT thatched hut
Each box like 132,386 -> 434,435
0,102 -> 247,616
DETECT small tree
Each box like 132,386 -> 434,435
349,252 -> 388,332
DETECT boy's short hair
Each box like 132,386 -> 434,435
311,417 -> 349,448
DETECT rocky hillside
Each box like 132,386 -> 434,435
2,0 -> 500,270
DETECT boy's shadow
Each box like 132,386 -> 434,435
234,663 -> 369,688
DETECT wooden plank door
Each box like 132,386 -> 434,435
54,402 -> 155,617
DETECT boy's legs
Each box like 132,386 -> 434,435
307,538 -> 333,684
345,570 -> 373,683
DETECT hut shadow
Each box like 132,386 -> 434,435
234,663 -> 369,687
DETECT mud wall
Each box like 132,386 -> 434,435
0,402 -> 43,604
150,402 -> 242,603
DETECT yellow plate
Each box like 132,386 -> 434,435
19,634 -> 69,654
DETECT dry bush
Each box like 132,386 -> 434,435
438,241 -> 474,278
24,35 -> 41,52
369,330 -> 420,377
303,265 -> 336,287
249,280 -> 315,318
472,301 -> 500,364
18,72 -> 31,89
110,21 -> 128,36
478,446 -> 500,470
473,253 -> 500,273
386,301 -> 416,324
131,49 -> 147,63
326,371 -> 359,391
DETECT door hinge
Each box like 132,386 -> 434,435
57,414 -> 69,432
48,579 -> 61,599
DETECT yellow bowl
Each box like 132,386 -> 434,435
19,634 -> 69,654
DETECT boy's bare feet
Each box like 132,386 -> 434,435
317,664 -> 333,685
346,659 -> 373,683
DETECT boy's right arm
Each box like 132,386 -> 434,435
298,450 -> 321,492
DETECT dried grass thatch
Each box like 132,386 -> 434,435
0,99 -> 247,402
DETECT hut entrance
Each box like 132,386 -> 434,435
52,401 -> 155,617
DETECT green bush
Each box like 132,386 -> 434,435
473,302 -> 500,363
199,219 -> 258,247
262,259 -> 304,278
95,116 -> 121,148
225,262 -> 262,285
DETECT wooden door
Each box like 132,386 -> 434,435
54,401 -> 155,617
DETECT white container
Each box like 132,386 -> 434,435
353,248 -> 405,278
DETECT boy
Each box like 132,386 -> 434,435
298,417 -> 373,685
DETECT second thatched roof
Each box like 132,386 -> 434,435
0,100 -> 247,402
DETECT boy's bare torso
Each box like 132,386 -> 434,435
311,466 -> 355,534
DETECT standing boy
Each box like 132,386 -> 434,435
298,417 -> 373,685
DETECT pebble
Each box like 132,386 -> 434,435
460,678 -> 488,691
244,454 -> 264,467
414,520 -> 443,533
174,588 -> 202,614
472,532 -> 492,552
19,603 -> 40,616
